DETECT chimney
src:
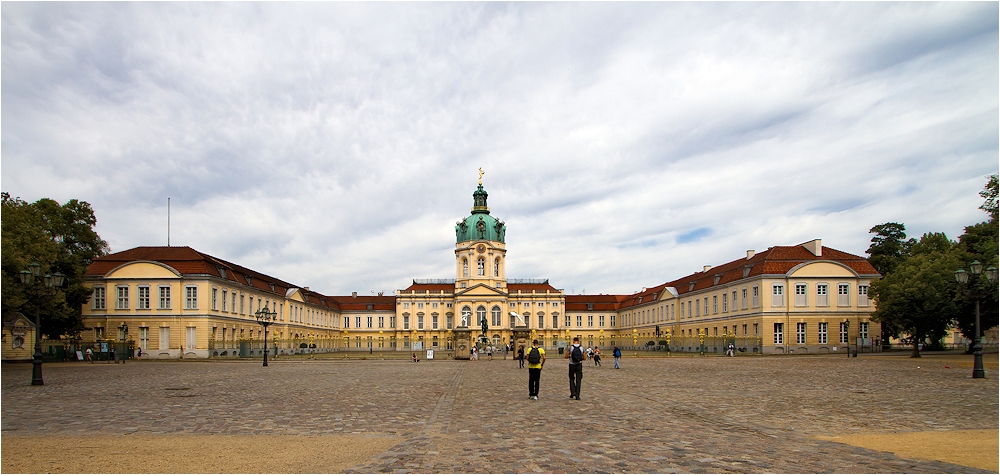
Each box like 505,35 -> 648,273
747,250 -> 755,260
352,292 -> 357,298
703,265 -> 712,272
803,239 -> 822,257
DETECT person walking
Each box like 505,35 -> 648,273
593,347 -> 601,366
613,346 -> 622,369
517,345 -> 525,369
565,337 -> 585,400
85,347 -> 93,363
526,339 -> 545,400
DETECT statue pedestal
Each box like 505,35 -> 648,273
454,327 -> 471,360
512,325 -> 531,352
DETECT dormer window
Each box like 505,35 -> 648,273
688,282 -> 696,291
587,303 -> 594,311
713,274 -> 721,285
216,266 -> 227,279
743,265 -> 752,278
245,275 -> 253,287
367,304 -> 374,311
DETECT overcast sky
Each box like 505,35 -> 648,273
2,2 -> 997,296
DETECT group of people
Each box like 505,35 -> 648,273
469,345 -> 500,361
522,338 -> 625,400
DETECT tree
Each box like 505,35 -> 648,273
869,232 -> 962,357
953,175 -> 1000,347
866,222 -> 916,345
1,193 -> 109,338
980,173 -> 998,222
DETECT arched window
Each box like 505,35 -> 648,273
462,259 -> 469,277
477,257 -> 485,276
477,306 -> 487,327
491,306 -> 502,326
494,258 -> 500,277
461,306 -> 472,326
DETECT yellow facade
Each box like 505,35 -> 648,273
80,182 -> 879,358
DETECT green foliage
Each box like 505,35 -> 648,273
980,174 -> 998,222
953,220 -> 999,345
867,222 -> 915,276
1,192 -> 109,338
869,232 -> 962,357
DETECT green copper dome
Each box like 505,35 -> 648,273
456,184 -> 506,243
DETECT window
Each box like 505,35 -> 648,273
492,306 -> 502,327
774,323 -> 784,344
565,315 -> 571,327
722,293 -> 728,313
116,286 -> 129,309
95,327 -> 105,340
838,284 -> 850,306
433,314 -> 439,330
462,259 -> 469,277
231,293 -> 237,314
159,327 -> 170,350
494,258 -> 500,277
771,285 -> 784,307
356,316 -> 362,328
695,299 -> 700,317
610,315 -> 616,327
402,302 -> 410,309
576,315 -> 582,327
753,323 -> 759,335
403,314 -> 410,330
794,284 -> 807,307
344,316 -> 350,328
712,295 -> 718,314
418,314 -> 424,330
860,322 -> 869,339
796,322 -> 806,344
378,316 -> 384,328
211,288 -> 218,310
239,294 -> 245,314
680,302 -> 685,318
839,322 -> 849,343
138,286 -> 150,310
818,322 -> 828,344
222,290 -> 228,311
92,287 -> 106,310
433,336 -> 439,348
185,286 -> 198,309
742,288 -> 748,309
817,284 -> 829,307
390,316 -> 396,328
742,324 -> 748,336
477,257 -> 485,276
139,327 -> 149,350
186,327 -> 197,350
509,302 -> 516,308
523,313 -> 531,328
552,314 -> 559,328
599,315 -> 605,327
858,285 -> 870,307
752,286 -> 759,308
587,315 -> 594,327
367,316 -> 373,328
705,299 -> 709,315
417,302 -> 424,309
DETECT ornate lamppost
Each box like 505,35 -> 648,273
955,261 -> 998,379
18,262 -> 64,386
665,330 -> 672,357
698,329 -> 705,356
632,328 -> 638,356
253,306 -> 277,366
118,322 -> 129,364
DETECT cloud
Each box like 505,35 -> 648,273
2,2 -> 996,296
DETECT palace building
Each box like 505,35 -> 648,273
80,179 -> 880,358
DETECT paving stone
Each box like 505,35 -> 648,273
1,355 -> 996,473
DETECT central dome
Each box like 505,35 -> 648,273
456,184 -> 505,243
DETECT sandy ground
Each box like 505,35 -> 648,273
815,429 -> 999,472
0,434 -> 404,474
2,430 -> 996,473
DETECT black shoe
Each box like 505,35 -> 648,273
575,396 -> 581,400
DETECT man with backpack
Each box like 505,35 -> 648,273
565,336 -> 586,400
526,339 -> 545,400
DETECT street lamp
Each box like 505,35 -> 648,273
18,262 -> 64,386
955,261 -> 998,379
118,322 -> 129,364
253,306 -> 277,366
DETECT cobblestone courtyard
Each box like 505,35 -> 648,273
2,353 -> 997,473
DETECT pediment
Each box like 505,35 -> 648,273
106,261 -> 182,279
455,283 -> 508,297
